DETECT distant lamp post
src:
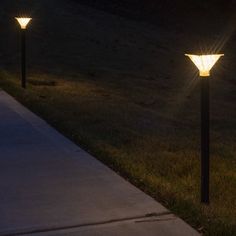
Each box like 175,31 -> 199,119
15,17 -> 32,88
185,54 -> 224,204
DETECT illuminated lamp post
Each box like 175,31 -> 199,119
15,17 -> 32,89
185,54 -> 224,204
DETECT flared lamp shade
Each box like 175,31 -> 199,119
15,17 -> 32,29
185,54 -> 224,77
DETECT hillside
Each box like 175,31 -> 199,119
0,0 -> 236,235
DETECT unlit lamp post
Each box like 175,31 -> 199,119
15,17 -> 32,89
185,54 -> 224,204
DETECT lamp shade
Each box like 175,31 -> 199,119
185,54 -> 224,77
15,17 -> 32,29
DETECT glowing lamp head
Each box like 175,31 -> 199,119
185,54 -> 224,77
15,17 -> 32,29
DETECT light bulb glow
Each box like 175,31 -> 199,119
15,17 -> 32,29
185,54 -> 224,77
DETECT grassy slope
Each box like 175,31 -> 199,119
0,0 -> 236,235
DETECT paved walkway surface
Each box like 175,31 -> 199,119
0,91 -> 200,236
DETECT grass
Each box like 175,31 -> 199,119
0,69 -> 235,236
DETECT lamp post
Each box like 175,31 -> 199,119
185,54 -> 224,204
15,17 -> 32,89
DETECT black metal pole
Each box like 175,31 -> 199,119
201,76 -> 210,204
21,29 -> 26,89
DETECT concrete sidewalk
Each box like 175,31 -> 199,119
0,91 -> 199,236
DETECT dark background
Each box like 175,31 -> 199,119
73,0 -> 235,26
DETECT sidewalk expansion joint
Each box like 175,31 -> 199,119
1,211 -> 172,236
